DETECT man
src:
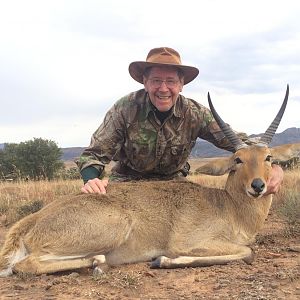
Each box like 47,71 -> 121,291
76,47 -> 283,194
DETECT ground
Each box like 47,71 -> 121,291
0,210 -> 299,300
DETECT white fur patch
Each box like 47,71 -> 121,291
0,240 -> 28,276
93,255 -> 106,264
0,268 -> 13,277
8,240 -> 28,266
39,254 -> 87,262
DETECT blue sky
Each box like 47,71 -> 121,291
1,0 -> 300,147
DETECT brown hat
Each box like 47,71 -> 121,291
129,47 -> 199,85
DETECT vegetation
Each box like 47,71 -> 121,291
278,189 -> 300,236
57,167 -> 82,180
0,138 -> 65,180
0,179 -> 82,225
0,169 -> 299,238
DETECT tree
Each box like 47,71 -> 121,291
0,138 -> 64,180
0,143 -> 20,180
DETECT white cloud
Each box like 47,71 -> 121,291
0,0 -> 299,147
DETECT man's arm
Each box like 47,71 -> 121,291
76,103 -> 126,193
79,166 -> 107,194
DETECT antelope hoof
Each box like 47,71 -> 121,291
92,255 -> 109,275
243,251 -> 254,265
93,255 -> 106,266
150,256 -> 168,269
93,266 -> 104,276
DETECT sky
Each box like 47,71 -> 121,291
0,0 -> 300,148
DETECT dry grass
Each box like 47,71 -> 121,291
274,169 -> 300,236
0,168 -> 299,234
272,169 -> 300,207
0,179 -> 82,225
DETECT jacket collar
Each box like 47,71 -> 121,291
145,91 -> 183,118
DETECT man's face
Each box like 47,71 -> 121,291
143,66 -> 184,112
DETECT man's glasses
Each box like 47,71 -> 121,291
148,78 -> 179,88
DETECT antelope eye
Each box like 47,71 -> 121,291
234,157 -> 243,164
266,155 -> 272,162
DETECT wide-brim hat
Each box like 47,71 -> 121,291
129,47 -> 199,85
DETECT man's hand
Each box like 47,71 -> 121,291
81,178 -> 109,194
265,164 -> 284,195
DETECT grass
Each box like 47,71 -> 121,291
0,179 -> 82,225
277,189 -> 300,236
0,169 -> 299,235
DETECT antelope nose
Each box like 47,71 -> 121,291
251,178 -> 265,193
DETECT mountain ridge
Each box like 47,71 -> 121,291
1,127 -> 300,160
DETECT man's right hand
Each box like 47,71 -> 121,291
81,178 -> 109,194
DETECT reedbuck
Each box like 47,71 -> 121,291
0,86 -> 293,276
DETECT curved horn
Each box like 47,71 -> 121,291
208,92 -> 248,151
260,84 -> 289,145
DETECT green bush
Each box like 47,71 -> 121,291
0,138 -> 64,180
57,167 -> 81,180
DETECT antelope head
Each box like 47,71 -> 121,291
197,85 -> 289,199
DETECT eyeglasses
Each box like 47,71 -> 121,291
148,78 -> 179,88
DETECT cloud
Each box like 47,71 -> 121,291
0,0 -> 299,147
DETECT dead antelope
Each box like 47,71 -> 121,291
0,86 -> 291,276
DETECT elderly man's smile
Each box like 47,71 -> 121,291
156,95 -> 171,100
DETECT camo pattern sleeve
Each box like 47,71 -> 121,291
75,93 -> 133,173
188,99 -> 248,153
76,90 -> 248,178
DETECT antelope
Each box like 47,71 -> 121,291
0,86 -> 291,277
195,142 -> 300,175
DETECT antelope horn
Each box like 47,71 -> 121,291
208,92 -> 248,151
260,85 -> 289,145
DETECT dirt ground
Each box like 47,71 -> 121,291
0,209 -> 299,300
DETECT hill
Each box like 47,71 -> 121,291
1,127 -> 299,161
59,127 -> 300,161
191,127 -> 300,158
61,147 -> 87,161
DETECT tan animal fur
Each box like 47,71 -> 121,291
194,143 -> 300,175
0,86 -> 292,276
0,144 -> 287,276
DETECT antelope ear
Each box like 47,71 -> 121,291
194,156 -> 233,176
270,142 -> 300,161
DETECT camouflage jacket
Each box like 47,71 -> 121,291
76,89 -> 246,179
